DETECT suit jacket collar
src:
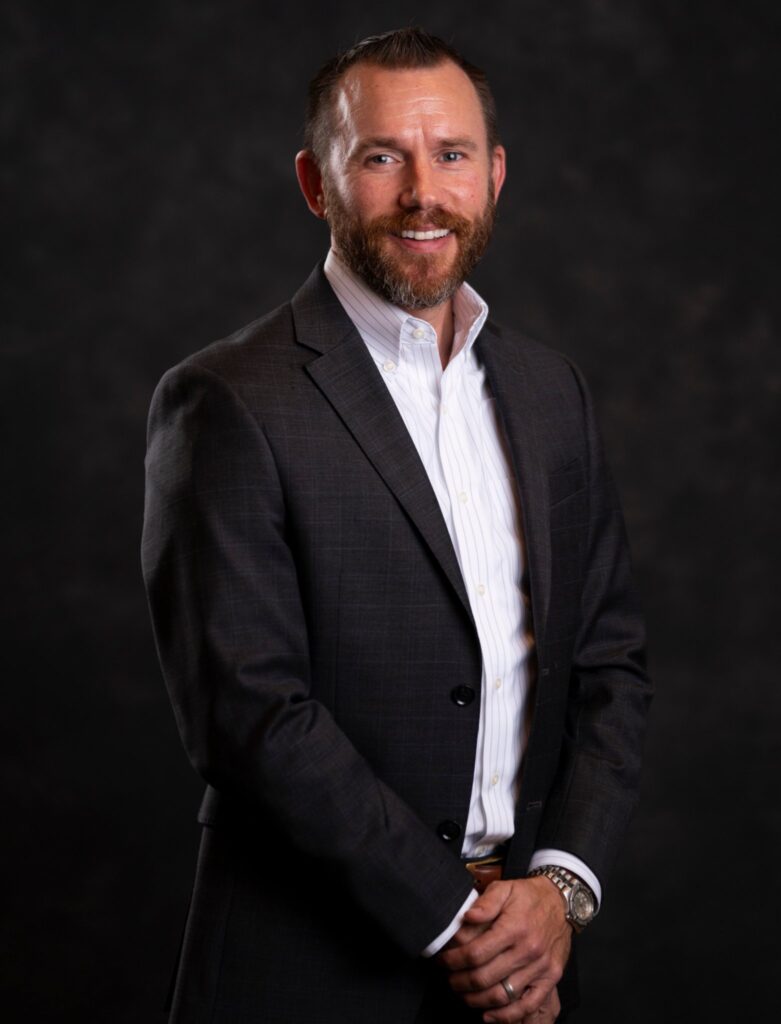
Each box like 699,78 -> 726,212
289,263 -> 356,355
291,264 -> 474,622
476,321 -> 552,648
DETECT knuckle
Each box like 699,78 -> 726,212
526,937 -> 543,960
463,946 -> 483,968
470,967 -> 490,990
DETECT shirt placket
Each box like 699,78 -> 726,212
468,380 -> 521,845
436,357 -> 506,848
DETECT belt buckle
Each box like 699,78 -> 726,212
464,849 -> 505,894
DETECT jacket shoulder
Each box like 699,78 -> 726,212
150,299 -> 307,425
183,300 -> 298,382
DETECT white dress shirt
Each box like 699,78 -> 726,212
324,250 -> 600,952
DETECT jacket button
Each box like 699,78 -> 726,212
437,819 -> 462,842
451,685 -> 476,707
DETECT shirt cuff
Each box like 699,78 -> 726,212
528,849 -> 602,909
421,888 -> 479,957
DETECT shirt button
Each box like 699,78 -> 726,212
476,583 -> 486,596
382,360 -> 396,372
458,491 -> 468,504
413,327 -> 425,339
491,773 -> 499,787
494,677 -> 502,690
441,402 -> 448,414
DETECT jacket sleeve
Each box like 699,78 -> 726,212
533,360 -> 653,889
141,361 -> 474,956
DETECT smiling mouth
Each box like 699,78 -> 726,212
397,228 -> 452,241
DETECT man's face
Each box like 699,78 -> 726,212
318,61 -> 506,311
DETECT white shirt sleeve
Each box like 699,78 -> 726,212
420,888 -> 479,957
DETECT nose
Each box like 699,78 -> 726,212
399,157 -> 440,211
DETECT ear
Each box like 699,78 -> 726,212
295,150 -> 328,219
491,145 -> 507,203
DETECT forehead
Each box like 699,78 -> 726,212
332,60 -> 487,146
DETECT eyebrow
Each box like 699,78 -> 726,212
437,137 -> 480,152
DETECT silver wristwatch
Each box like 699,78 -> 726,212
527,865 -> 598,932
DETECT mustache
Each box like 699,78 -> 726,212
364,209 -> 473,236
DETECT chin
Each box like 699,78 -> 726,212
392,248 -> 457,278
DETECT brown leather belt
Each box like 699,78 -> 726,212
464,852 -> 505,894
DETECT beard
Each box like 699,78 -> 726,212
323,183 -> 496,311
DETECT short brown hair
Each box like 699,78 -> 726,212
304,27 -> 500,163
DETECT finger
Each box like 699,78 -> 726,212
463,881 -> 509,923
475,975 -> 530,1023
483,982 -> 558,1024
446,919 -> 491,948
522,989 -> 558,1023
511,981 -> 559,1020
438,923 -> 514,971
458,977 -> 524,1012
455,961 -> 544,1012
549,986 -> 561,1018
520,992 -> 559,1023
448,949 -> 529,995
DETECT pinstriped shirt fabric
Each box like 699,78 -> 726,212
324,249 -> 532,860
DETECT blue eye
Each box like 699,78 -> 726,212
369,154 -> 393,164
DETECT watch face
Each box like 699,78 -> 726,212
571,884 -> 595,924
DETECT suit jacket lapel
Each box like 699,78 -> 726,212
476,322 -> 552,650
291,266 -> 474,622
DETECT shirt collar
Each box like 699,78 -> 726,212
323,249 -> 488,366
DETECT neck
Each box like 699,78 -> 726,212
402,299 -> 456,369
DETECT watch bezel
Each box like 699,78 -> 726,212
568,879 -> 596,926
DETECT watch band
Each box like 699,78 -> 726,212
527,865 -> 598,932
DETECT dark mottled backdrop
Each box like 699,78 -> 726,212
2,1 -> 779,1020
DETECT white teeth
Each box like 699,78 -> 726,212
400,229 -> 450,240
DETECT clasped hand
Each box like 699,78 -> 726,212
436,877 -> 571,1023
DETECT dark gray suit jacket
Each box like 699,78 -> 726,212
141,265 -> 651,1023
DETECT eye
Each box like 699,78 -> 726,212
367,153 -> 394,165
440,151 -> 464,162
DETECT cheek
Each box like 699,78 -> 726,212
447,173 -> 489,208
340,176 -> 395,219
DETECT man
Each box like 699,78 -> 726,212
142,28 -> 651,1024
